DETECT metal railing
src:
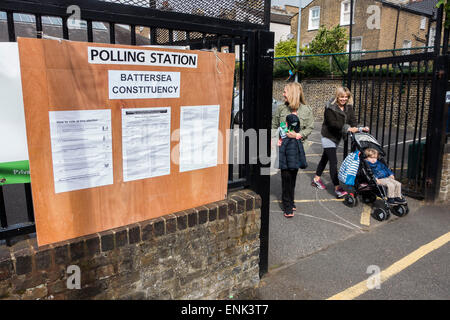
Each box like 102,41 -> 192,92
273,46 -> 437,83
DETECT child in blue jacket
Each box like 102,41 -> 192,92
364,148 -> 406,204
278,114 -> 307,218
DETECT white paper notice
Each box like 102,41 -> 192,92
122,107 -> 171,181
0,43 -> 29,163
180,105 -> 220,172
109,70 -> 180,100
49,109 -> 113,193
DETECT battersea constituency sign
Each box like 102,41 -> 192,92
88,47 -> 198,68
109,70 -> 180,99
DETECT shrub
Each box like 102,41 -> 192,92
307,25 -> 348,54
273,60 -> 292,79
275,39 -> 298,57
300,57 -> 330,78
273,57 -> 330,79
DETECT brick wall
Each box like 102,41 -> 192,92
0,190 -> 261,300
273,78 -> 343,121
438,143 -> 450,202
379,6 -> 432,54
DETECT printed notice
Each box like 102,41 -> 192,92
109,70 -> 180,100
180,105 -> 220,172
122,107 -> 171,181
0,43 -> 30,185
49,109 -> 113,193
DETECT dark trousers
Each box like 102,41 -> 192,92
281,169 -> 298,214
316,147 -> 339,186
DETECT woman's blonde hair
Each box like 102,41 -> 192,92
333,86 -> 354,106
284,82 -> 307,111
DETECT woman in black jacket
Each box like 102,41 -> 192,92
311,86 -> 368,198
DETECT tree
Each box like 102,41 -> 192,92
274,39 -> 305,57
308,25 -> 348,54
436,0 -> 450,28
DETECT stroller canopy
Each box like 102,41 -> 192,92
353,132 -> 385,157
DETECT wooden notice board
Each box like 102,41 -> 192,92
17,38 -> 235,246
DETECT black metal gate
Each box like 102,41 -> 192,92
346,5 -> 449,201
0,0 -> 274,275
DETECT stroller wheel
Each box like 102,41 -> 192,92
404,204 -> 409,215
371,208 -> 390,221
344,193 -> 357,207
392,204 -> 409,217
362,193 -> 377,204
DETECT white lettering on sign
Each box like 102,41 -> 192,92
108,70 -> 180,100
88,47 -> 197,68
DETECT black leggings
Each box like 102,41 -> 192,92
281,169 -> 298,214
315,147 -> 339,186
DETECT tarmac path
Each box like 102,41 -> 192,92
254,124 -> 450,300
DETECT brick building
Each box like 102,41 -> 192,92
287,0 -> 438,57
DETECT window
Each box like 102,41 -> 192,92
308,6 -> 320,30
428,26 -> 436,50
340,0 -> 355,26
347,37 -> 362,60
420,17 -> 426,30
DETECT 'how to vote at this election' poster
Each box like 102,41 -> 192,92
48,109 -> 114,193
0,43 -> 30,186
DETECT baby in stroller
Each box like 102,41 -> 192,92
339,132 -> 409,221
364,148 -> 406,205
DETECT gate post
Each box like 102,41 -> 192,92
249,29 -> 274,277
424,54 -> 450,201
424,5 -> 449,201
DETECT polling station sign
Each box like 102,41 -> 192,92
88,47 -> 198,68
108,70 -> 180,99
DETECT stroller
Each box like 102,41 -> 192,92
339,132 -> 409,221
